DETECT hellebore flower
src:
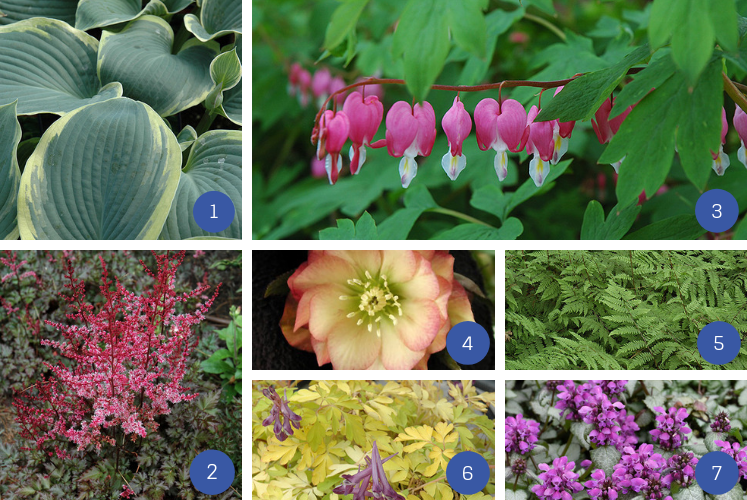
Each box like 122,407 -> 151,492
734,105 -> 747,168
333,441 -> 404,500
261,386 -> 302,441
279,251 -> 474,370
315,110 -> 350,185
343,91 -> 384,175
474,98 -> 529,181
592,97 -> 633,173
441,96 -> 473,181
551,86 -> 575,164
712,107 -> 730,176
531,456 -> 584,500
526,105 -> 555,187
384,101 -> 436,188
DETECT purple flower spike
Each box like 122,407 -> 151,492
613,443 -> 665,493
578,386 -> 625,447
714,440 -> 747,479
333,441 -> 404,500
663,451 -> 698,488
650,406 -> 691,451
711,411 -> 731,433
556,381 -> 594,421
585,469 -> 620,500
261,386 -> 302,441
531,456 -> 583,500
505,414 -> 540,454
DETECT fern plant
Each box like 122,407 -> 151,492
506,251 -> 747,370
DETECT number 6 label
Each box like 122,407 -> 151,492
446,451 -> 489,495
190,450 -> 235,495
446,321 -> 490,365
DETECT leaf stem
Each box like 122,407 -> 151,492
196,110 -> 217,136
523,13 -> 566,41
426,207 -> 494,227
560,433 -> 574,457
408,475 -> 446,494
724,72 -> 747,114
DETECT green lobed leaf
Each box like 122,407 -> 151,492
536,44 -> 650,122
0,0 -> 77,26
319,211 -> 378,240
323,0 -> 370,52
709,0 -> 738,53
432,218 -> 523,240
623,215 -> 706,240
505,159 -> 572,217
0,101 -> 21,239
376,208 -> 423,239
18,98 -> 182,239
392,0 -> 450,102
159,130 -> 241,239
649,0 -> 716,84
676,59 -> 722,190
470,184 -> 508,222
75,0 -> 195,31
0,18 -> 123,115
184,0 -> 241,42
581,201 -> 641,240
610,51 -> 676,119
98,16 -> 219,116
446,0 -> 487,59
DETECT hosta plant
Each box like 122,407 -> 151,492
506,250 -> 747,370
252,380 -> 495,500
505,380 -> 747,500
0,0 -> 242,240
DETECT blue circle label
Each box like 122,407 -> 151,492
193,191 -> 235,233
190,450 -> 235,495
695,189 -> 739,233
695,451 -> 739,495
697,321 -> 741,365
446,451 -> 490,495
446,321 -> 490,365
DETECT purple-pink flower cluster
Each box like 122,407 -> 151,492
556,380 -> 593,421
585,469 -> 619,500
262,386 -> 302,441
650,406 -> 691,451
711,411 -> 731,433
505,414 -> 540,454
714,440 -> 747,479
662,451 -> 697,488
579,386 -> 626,447
531,456 -> 583,500
613,443 -> 665,493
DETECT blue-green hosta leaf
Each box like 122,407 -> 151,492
0,0 -> 78,26
184,0 -> 241,42
206,47 -> 241,119
76,0 -> 195,31
0,18 -> 123,115
0,101 -> 21,239
176,125 -> 198,152
215,35 -> 241,125
98,16 -> 219,116
18,98 -> 181,239
159,130 -> 241,239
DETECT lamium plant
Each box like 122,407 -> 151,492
0,0 -> 242,240
252,380 -> 495,500
254,0 -> 747,240
505,380 -> 747,500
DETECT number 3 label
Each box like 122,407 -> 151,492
712,204 -> 722,218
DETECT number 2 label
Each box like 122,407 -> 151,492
208,464 -> 217,480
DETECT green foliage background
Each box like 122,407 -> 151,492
253,0 -> 747,239
506,250 -> 747,370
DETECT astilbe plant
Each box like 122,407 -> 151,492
12,251 -> 220,495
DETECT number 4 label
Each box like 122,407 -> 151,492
463,336 -> 472,350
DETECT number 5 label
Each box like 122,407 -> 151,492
697,321 -> 740,365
